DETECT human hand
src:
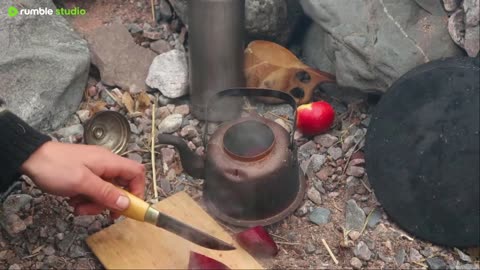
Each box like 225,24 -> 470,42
20,141 -> 145,218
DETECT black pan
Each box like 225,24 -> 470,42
365,56 -> 479,247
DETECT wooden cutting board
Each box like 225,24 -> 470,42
86,191 -> 264,269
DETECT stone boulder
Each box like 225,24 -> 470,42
168,0 -> 303,45
85,23 -> 157,94
447,0 -> 480,57
0,0 -> 90,130
300,0 -> 464,91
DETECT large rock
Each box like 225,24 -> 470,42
447,0 -> 479,57
168,0 -> 303,45
146,49 -> 188,98
300,0 -> 464,91
85,23 -> 157,94
0,0 -> 90,130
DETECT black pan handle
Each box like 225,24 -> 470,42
203,88 -> 297,149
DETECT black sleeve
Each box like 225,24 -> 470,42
0,99 -> 52,192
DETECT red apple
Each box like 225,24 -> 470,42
296,101 -> 335,136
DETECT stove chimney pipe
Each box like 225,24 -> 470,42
187,0 -> 246,122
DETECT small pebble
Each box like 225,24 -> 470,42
346,166 -> 365,177
88,221 -> 102,234
173,104 -> 190,115
409,248 -> 423,263
87,85 -> 97,97
316,167 -> 334,181
346,199 -> 366,232
367,208 -> 382,228
354,241 -> 372,261
43,246 -> 56,256
342,136 -> 355,151
2,214 -> 27,235
305,243 -> 316,254
307,188 -> 322,205
76,110 -> 90,123
294,202 -> 311,217
309,208 -> 331,225
309,154 -> 326,172
314,134 -> 338,148
73,216 -> 96,228
426,257 -> 447,270
161,148 -> 176,165
127,153 -> 143,164
157,114 -> 183,133
8,264 -> 21,270
456,248 -> 473,263
395,248 -> 406,265
327,147 -> 343,160
350,257 -> 363,269
349,230 -> 361,241
180,126 -> 198,139
3,194 -> 33,214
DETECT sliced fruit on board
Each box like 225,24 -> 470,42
188,251 -> 230,270
235,226 -> 279,258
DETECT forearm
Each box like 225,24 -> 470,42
0,99 -> 51,192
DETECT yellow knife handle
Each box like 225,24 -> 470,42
116,187 -> 150,222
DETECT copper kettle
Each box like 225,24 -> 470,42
157,88 -> 306,227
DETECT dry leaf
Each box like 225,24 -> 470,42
88,100 -> 107,115
244,40 -> 336,105
137,92 -> 152,112
122,92 -> 135,114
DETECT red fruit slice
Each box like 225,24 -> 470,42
188,252 -> 230,270
235,226 -> 278,258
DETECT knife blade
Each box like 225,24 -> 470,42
116,187 -> 236,251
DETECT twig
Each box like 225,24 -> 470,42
360,208 -> 375,235
321,239 -> 339,265
342,133 -> 366,175
150,0 -> 156,25
276,241 -> 302,246
360,178 -> 372,193
412,261 -> 428,268
332,201 -> 343,212
120,149 -> 162,156
271,234 -> 290,242
267,111 -> 293,123
151,95 -> 158,201
102,89 -> 123,108
388,227 -> 414,241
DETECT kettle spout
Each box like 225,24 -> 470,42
157,134 -> 205,179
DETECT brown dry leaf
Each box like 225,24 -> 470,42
88,100 -> 107,115
122,92 -> 135,114
244,40 -> 336,105
245,40 -> 305,70
137,91 -> 151,112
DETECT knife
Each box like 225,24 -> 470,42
116,188 -> 236,251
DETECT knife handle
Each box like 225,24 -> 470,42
115,187 -> 149,222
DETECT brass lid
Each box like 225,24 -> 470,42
84,111 -> 131,154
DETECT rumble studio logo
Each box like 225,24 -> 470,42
7,5 -> 86,17
8,6 -> 18,17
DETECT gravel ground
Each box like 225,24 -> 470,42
1,85 -> 479,269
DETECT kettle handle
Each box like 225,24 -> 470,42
203,88 -> 298,149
